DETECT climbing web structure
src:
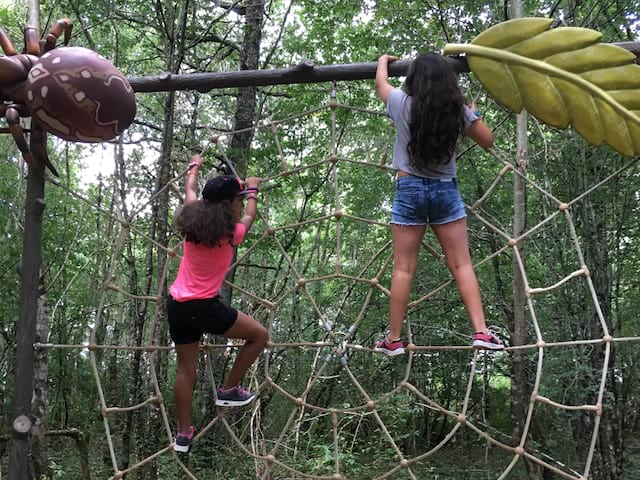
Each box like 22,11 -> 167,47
39,88 -> 640,479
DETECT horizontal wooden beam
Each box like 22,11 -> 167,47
127,41 -> 640,93
127,59 -> 414,93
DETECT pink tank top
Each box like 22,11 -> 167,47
169,223 -> 247,301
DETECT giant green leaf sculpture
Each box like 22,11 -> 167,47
443,18 -> 640,157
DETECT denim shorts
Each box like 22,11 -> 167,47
167,295 -> 238,344
391,175 -> 466,226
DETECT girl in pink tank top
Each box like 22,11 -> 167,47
168,154 -> 268,453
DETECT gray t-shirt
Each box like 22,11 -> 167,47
386,88 -> 477,179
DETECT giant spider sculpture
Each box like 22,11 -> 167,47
0,19 -> 136,176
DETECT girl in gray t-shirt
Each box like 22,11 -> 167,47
373,53 -> 504,355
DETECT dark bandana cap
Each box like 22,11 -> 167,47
201,175 -> 245,202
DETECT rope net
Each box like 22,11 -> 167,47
37,88 -> 640,479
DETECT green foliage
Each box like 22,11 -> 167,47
0,1 -> 639,479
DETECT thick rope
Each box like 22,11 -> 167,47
37,92 -> 640,480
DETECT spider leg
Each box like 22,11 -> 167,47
6,105 -> 44,176
43,18 -> 73,52
31,123 -> 59,177
0,26 -> 18,55
24,26 -> 40,56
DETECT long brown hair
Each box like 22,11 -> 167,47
405,53 -> 466,171
174,199 -> 235,247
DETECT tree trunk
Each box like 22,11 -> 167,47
114,138 -> 145,472
227,0 -> 265,176
9,118 -> 46,480
31,284 -> 50,479
219,0 -> 265,307
508,3 -> 538,478
135,1 -> 190,477
579,191 -> 620,480
48,430 -> 92,480
212,2 -> 265,403
510,110 -> 537,476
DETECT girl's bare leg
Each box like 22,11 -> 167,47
222,312 -> 268,388
431,218 -> 487,333
174,342 -> 200,433
389,224 -> 426,340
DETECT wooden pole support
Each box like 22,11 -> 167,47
127,42 -> 640,93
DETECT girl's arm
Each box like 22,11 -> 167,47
375,54 -> 397,104
467,119 -> 494,150
184,154 -> 203,205
240,176 -> 261,232
466,103 -> 494,150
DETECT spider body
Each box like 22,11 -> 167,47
0,20 -> 136,176
26,47 -> 136,143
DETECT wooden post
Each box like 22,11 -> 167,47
508,2 -> 539,479
10,0 -> 44,464
8,167 -> 45,480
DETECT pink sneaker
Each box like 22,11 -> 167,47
374,335 -> 405,356
215,386 -> 256,407
174,425 -> 196,453
472,327 -> 504,350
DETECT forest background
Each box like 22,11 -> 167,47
0,0 -> 639,479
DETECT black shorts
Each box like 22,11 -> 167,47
167,295 -> 238,344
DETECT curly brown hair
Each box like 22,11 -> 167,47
405,53 -> 466,171
174,199 -> 235,247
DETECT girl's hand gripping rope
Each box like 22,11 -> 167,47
188,154 -> 203,175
